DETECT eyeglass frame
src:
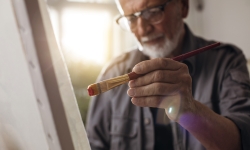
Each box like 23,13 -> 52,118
115,0 -> 173,31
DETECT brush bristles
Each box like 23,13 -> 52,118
87,74 -> 130,96
87,84 -> 100,96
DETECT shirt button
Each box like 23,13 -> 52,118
144,118 -> 151,125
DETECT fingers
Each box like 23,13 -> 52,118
127,82 -> 180,97
132,58 -> 182,74
129,70 -> 180,87
129,64 -> 191,88
131,94 -> 181,109
131,96 -> 163,108
128,58 -> 193,115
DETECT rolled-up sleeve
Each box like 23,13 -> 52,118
219,51 -> 250,149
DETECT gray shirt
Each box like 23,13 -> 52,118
86,25 -> 250,150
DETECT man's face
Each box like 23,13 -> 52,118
118,0 -> 188,58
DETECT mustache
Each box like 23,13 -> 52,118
140,33 -> 164,43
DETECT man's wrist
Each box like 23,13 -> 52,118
164,96 -> 198,122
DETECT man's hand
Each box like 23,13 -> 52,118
127,58 -> 197,121
127,58 -> 242,150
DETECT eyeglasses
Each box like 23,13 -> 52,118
116,0 -> 172,31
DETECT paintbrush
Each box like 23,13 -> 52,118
87,42 -> 220,96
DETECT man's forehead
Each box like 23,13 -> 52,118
118,0 -> 166,15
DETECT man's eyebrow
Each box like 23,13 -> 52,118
147,0 -> 168,9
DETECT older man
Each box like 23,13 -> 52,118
86,0 -> 250,149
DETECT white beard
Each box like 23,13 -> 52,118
139,27 -> 183,59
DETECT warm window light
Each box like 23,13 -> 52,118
66,0 -> 114,3
62,8 -> 111,64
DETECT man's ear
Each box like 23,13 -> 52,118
181,0 -> 189,18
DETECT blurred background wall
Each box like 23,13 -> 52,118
45,0 -> 250,124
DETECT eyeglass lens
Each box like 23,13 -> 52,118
119,7 -> 164,31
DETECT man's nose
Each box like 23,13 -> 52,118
136,17 -> 153,36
